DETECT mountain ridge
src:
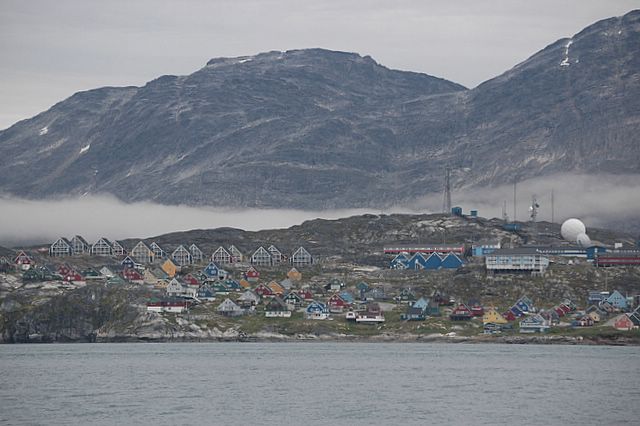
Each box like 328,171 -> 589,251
1,10 -> 638,209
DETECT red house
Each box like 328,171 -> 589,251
245,266 -> 260,282
122,268 -> 144,284
613,315 -> 636,331
470,304 -> 484,317
254,283 -> 273,297
14,251 -> 33,269
327,294 -> 348,313
64,270 -> 85,283
183,274 -> 201,287
503,310 -> 517,322
299,289 -> 314,301
450,303 -> 473,321
57,264 -> 73,276
559,304 -> 572,314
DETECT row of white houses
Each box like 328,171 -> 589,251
49,236 -> 314,267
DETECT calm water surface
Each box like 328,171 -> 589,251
0,343 -> 638,425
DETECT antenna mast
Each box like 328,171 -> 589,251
502,200 -> 509,222
513,180 -> 517,222
551,189 -> 555,223
443,167 -> 452,214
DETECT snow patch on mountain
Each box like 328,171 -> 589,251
79,144 -> 90,154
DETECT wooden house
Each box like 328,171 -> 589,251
327,294 -> 349,313
255,283 -> 274,298
613,314 -> 635,330
515,296 -> 535,313
299,289 -> 314,301
217,298 -> 243,317
111,241 -> 127,257
107,275 -> 126,285
100,266 -> 116,278
70,235 -> 90,255
143,269 -> 163,286
441,252 -> 464,269
64,269 -> 85,284
606,290 -> 628,311
287,267 -> 302,281
450,304 -> 473,321
390,253 -> 409,269
189,244 -> 204,264
171,245 -> 192,266
265,297 -> 291,317
290,246 -> 313,266
283,291 -> 304,309
586,310 -> 602,323
202,262 -> 224,280
239,279 -> 251,290
519,314 -> 550,333
14,251 -> 33,270
503,310 -> 517,322
224,279 -> 241,291
165,278 -> 185,297
468,300 -> 484,317
211,282 -> 230,295
356,303 -> 384,323
363,287 -> 386,302
196,284 -> 216,301
251,246 -> 272,266
120,256 -> 141,270
91,238 -> 113,256
339,291 -> 356,305
183,274 -> 201,287
573,315 -> 594,327
267,281 -> 285,296
49,237 -> 72,257
229,245 -> 243,263
325,278 -> 344,292
401,306 -> 426,321
356,281 -> 370,294
161,259 -> 178,278
238,290 -> 260,308
122,268 -> 144,284
406,252 -> 429,270
305,301 -> 330,320
212,246 -> 232,265
130,241 -> 154,264
245,266 -> 260,282
150,242 -> 166,260
398,288 -> 417,304
268,245 -> 283,264
483,308 -> 507,324
280,278 -> 293,291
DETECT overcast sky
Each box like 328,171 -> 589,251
1,0 -> 638,130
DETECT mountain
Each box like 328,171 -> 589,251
0,11 -> 639,209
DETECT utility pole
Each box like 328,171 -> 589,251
513,180 -> 517,222
551,189 -> 555,223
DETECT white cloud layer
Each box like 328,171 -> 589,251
0,173 -> 638,246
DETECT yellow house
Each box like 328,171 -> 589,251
587,311 -> 601,323
154,279 -> 169,290
239,279 -> 252,290
143,269 -> 160,285
287,267 -> 302,281
267,280 -> 285,296
483,308 -> 507,324
161,259 -> 178,278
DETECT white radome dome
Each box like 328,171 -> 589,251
576,232 -> 592,247
561,218 -> 586,242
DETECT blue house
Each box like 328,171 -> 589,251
423,253 -> 443,270
120,256 -> 139,270
202,262 -> 221,279
407,253 -> 428,270
515,296 -> 534,313
224,279 -> 241,291
510,305 -> 525,318
339,291 -> 356,304
519,314 -> 550,333
197,285 -> 216,301
390,253 -> 409,269
413,297 -> 430,312
441,252 -> 463,269
305,301 -> 330,319
606,290 -> 627,310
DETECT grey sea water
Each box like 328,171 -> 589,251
0,342 -> 638,425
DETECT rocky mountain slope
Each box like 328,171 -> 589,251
0,11 -> 638,208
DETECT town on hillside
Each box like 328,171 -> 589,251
1,211 -> 640,342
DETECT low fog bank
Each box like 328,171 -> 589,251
0,173 -> 638,246
0,195 -> 406,247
